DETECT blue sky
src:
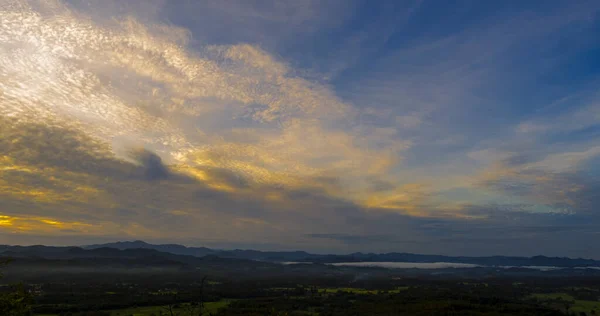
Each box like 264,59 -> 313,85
1,0 -> 600,258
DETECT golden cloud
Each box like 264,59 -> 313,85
0,0 -> 480,248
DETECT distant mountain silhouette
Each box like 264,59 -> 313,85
2,241 -> 599,268
84,240 -> 216,257
0,244 -> 275,270
84,241 -> 315,262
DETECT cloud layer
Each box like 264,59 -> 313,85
1,0 -> 599,257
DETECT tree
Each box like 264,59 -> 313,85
0,259 -> 33,316
196,276 -> 207,316
184,276 -> 207,316
160,292 -> 179,316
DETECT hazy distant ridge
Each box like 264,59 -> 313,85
1,241 -> 598,268
81,240 -> 600,268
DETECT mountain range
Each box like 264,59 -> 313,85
4,240 -> 600,283
1,240 -> 595,268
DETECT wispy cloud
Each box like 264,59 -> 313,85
1,0 -> 600,257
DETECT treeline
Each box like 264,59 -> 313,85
214,291 -> 564,316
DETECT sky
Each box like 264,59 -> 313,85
1,0 -> 600,258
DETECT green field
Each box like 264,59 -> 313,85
570,300 -> 600,315
530,292 -> 600,315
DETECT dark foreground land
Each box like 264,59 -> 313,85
1,246 -> 600,315
4,266 -> 600,315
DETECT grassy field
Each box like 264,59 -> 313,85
530,292 -> 600,315
570,300 -> 600,315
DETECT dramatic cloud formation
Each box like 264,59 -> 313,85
1,0 -> 599,257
